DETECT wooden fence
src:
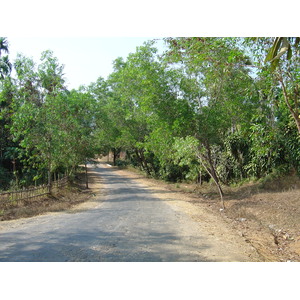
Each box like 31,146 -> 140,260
0,176 -> 69,204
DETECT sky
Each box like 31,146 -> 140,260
4,1 -> 296,91
7,37 -> 167,90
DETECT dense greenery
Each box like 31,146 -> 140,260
0,43 -> 98,189
1,37 -> 300,207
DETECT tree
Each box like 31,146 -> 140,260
251,37 -> 300,135
38,50 -> 65,96
106,43 -> 192,175
104,47 -> 159,171
11,51 -> 101,185
162,37 -> 257,208
0,38 -> 15,188
266,38 -> 300,135
0,38 -> 12,79
0,38 -> 9,55
265,37 -> 300,71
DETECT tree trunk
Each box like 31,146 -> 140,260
85,162 -> 89,189
112,148 -> 120,166
48,170 -> 52,193
113,149 -> 116,166
278,74 -> 300,135
198,170 -> 202,185
135,149 -> 151,176
206,163 -> 225,210
197,143 -> 225,209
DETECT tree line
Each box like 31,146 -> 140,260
1,37 -> 300,207
0,39 -> 97,189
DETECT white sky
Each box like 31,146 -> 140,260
4,1 -> 296,91
7,37 -> 167,90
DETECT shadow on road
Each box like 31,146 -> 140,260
0,225 -> 214,262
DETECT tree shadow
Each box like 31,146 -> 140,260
0,225 -> 215,262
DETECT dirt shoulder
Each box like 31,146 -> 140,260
112,164 -> 300,262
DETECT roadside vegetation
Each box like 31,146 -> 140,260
98,37 -> 300,208
1,37 -> 300,207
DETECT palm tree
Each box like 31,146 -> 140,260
265,37 -> 300,70
264,37 -> 300,135
0,56 -> 12,79
0,37 -> 11,79
0,37 -> 9,57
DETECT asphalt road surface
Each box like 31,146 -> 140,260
0,163 -> 254,262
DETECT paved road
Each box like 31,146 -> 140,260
0,163 -> 252,261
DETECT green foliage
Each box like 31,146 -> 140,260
0,37 -> 12,79
1,36 -> 300,197
265,37 -> 300,71
1,46 -> 100,189
172,136 -> 202,182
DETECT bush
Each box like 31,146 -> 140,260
115,159 -> 129,167
0,166 -> 13,191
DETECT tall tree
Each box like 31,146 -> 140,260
250,37 -> 300,135
0,38 -> 12,79
163,37 -> 256,207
